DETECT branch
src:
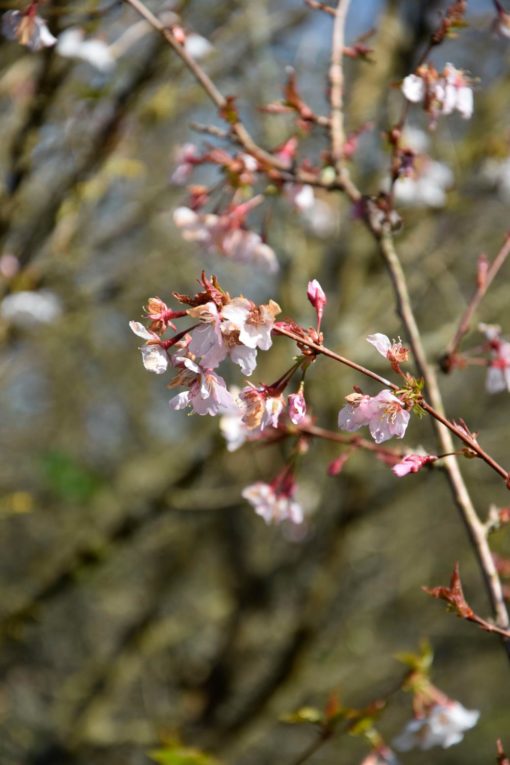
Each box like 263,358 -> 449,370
375,230 -> 510,654
443,232 -> 510,366
424,563 -> 510,641
122,0 -> 359,194
329,0 -> 351,176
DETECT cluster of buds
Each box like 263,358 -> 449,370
402,62 -> 474,124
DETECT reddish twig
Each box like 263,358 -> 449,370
305,0 -> 335,16
424,563 -> 510,642
443,232 -> 510,365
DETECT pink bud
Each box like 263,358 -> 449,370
391,453 -> 436,477
307,279 -> 327,324
327,452 -> 350,476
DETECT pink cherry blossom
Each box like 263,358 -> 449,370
338,390 -> 410,444
187,297 -> 280,376
391,453 -> 437,477
173,206 -> 278,272
393,701 -> 479,751
242,479 -> 303,525
222,297 -> 281,351
169,356 -> 240,416
170,143 -> 200,185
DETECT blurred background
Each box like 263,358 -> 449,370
1,0 -> 510,763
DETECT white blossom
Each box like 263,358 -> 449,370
393,702 -> 479,751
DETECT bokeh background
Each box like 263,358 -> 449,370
0,1 -> 510,763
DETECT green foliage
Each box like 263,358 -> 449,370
39,450 -> 103,504
148,744 -> 221,765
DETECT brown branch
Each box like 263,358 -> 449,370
444,232 -> 510,364
298,423 -> 402,459
375,230 -> 510,654
329,0 -> 351,176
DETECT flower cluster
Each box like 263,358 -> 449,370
402,63 -> 474,123
173,203 -> 278,273
130,273 -> 281,417
242,470 -> 303,525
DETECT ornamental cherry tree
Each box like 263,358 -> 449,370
4,0 -> 510,762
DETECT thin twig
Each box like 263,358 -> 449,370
444,232 -> 510,363
288,730 -> 331,765
305,0 -> 335,16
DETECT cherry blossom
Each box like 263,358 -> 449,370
401,63 -> 473,122
240,385 -> 285,434
129,321 -> 169,374
242,477 -> 304,525
392,453 -> 437,477
222,297 -> 281,351
479,323 -> 510,393
284,184 -> 315,212
393,701 -> 479,751
173,206 -> 278,271
2,9 -> 56,50
288,387 -> 307,425
338,390 -> 410,444
392,137 -> 454,209
56,28 -> 115,72
168,355 -> 240,416
367,333 -> 409,368
219,388 -> 248,451
170,144 -> 200,185
187,297 -> 280,376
